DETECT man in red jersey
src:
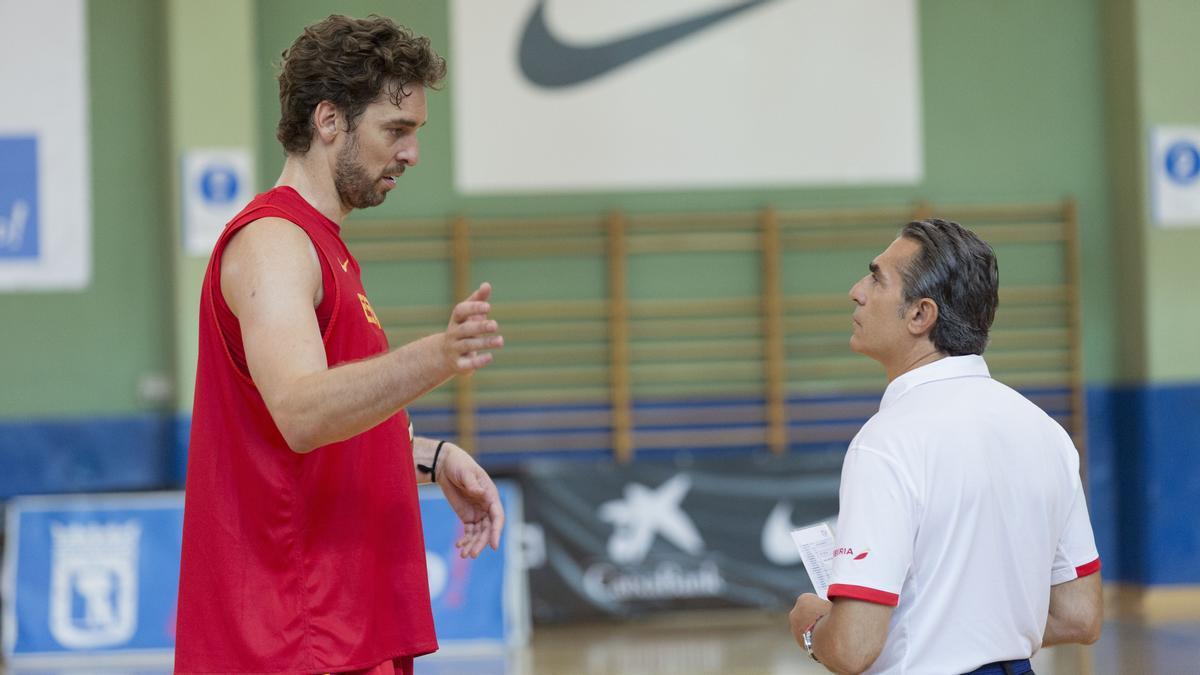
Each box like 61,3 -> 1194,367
175,15 -> 505,675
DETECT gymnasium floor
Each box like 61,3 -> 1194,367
412,610 -> 1200,675
4,610 -> 1197,674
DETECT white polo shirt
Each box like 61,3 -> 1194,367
828,355 -> 1100,675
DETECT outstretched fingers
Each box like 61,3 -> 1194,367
444,283 -> 504,375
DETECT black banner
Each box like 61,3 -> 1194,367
518,451 -> 842,622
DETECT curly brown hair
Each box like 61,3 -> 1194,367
276,15 -> 446,154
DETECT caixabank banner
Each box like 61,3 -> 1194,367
2,484 -> 527,668
518,452 -> 842,621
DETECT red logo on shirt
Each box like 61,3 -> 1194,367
833,547 -> 871,561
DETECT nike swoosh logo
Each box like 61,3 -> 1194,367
339,258 -> 350,272
761,501 -> 802,566
518,0 -> 777,88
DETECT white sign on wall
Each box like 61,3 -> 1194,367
1150,126 -> 1200,228
0,0 -> 90,291
182,148 -> 253,255
450,0 -> 922,194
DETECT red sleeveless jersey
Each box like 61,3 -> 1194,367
175,187 -> 437,673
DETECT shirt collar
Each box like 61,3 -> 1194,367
879,354 -> 991,410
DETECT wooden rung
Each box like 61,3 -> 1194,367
630,296 -> 759,318
632,340 -> 763,361
937,202 -> 1066,222
375,306 -> 447,324
628,232 -> 761,253
972,222 -> 1066,242
383,329 -> 436,345
776,206 -> 914,226
629,211 -> 759,229
781,231 -> 899,249
633,381 -> 765,397
474,387 -> 611,405
350,241 -> 450,260
634,405 -> 766,427
631,317 -> 765,338
342,219 -> 446,239
468,216 -> 603,233
476,431 -> 616,454
633,427 -> 768,449
493,344 -> 609,366
784,336 -> 854,354
1024,392 -> 1072,408
993,306 -> 1068,326
474,366 -> 609,387
1000,285 -> 1069,303
783,315 -> 855,333
987,328 -> 1071,349
503,322 -> 609,341
477,409 -> 613,432
985,350 -> 1071,370
493,299 -> 608,320
470,238 -> 605,257
784,295 -> 855,312
996,372 -> 1072,388
786,400 -> 879,421
787,358 -> 880,379
788,424 -> 864,444
633,361 -> 764,383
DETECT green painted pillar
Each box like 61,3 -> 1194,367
1100,0 -> 1200,598
165,0 -> 258,475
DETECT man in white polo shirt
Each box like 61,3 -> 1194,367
788,219 -> 1102,674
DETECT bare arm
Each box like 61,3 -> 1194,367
1043,572 -> 1103,646
790,593 -> 893,674
221,218 -> 502,453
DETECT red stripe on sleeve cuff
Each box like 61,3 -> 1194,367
827,583 -> 900,607
1075,558 -> 1101,578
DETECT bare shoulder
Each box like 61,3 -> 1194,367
220,217 -> 322,316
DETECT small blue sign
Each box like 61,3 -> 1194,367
1165,141 -> 1200,185
199,165 -> 239,204
0,136 -> 40,259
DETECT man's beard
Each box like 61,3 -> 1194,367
334,133 -> 387,210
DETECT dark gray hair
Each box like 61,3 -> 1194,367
898,219 -> 999,356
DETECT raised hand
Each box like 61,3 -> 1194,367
442,282 -> 503,375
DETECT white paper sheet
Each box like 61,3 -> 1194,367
791,522 -> 836,600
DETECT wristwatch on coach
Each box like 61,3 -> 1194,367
803,615 -> 823,662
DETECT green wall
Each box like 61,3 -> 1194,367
0,0 -> 171,418
0,0 -> 1146,421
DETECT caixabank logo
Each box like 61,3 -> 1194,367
0,136 -> 39,260
584,475 -> 724,603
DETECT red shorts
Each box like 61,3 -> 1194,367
335,656 -> 414,675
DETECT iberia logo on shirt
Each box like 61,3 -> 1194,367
833,547 -> 871,561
